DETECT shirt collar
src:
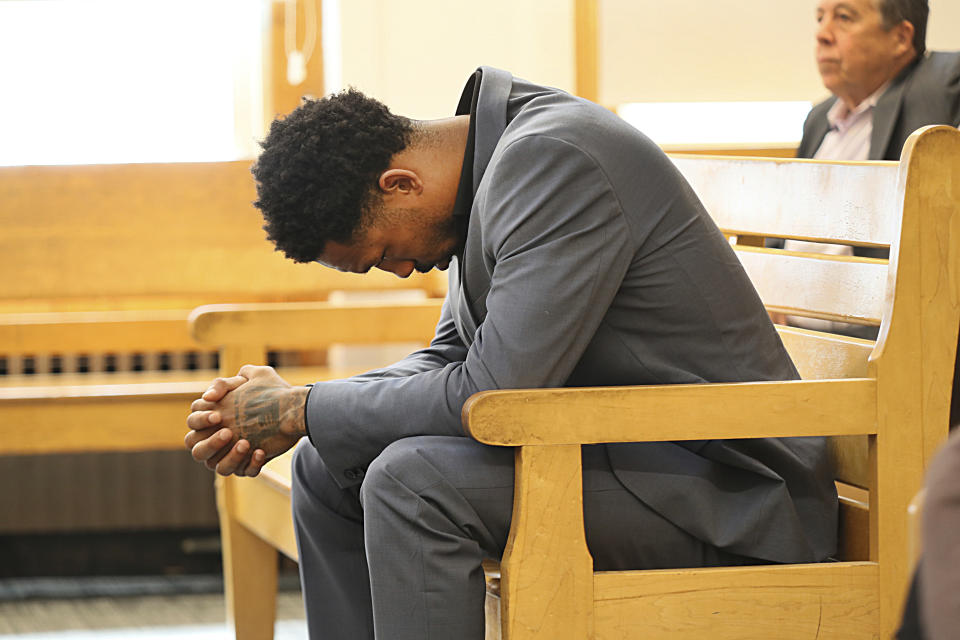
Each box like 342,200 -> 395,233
826,81 -> 890,130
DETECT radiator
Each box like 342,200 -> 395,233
0,288 -> 429,533
0,349 -> 302,533
0,451 -> 219,533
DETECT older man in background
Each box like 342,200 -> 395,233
799,0 -> 959,161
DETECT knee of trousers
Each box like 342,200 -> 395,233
359,437 -> 434,511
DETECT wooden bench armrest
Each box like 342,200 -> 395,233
463,378 -> 877,446
189,300 -> 444,349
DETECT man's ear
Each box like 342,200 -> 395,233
378,169 -> 423,196
892,20 -> 916,58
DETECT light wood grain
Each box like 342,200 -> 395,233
194,127 -> 960,640
0,161 -> 445,305
218,472 -> 280,640
0,310 -> 195,355
464,379 -> 877,446
868,126 -> 960,634
190,300 -> 444,348
501,445 -> 593,639
230,450 -> 299,561
592,563 -> 879,639
670,155 -> 899,245
0,389 -> 198,455
476,126 -> 960,639
776,326 -> 873,380
737,247 -> 887,324
666,146 -> 797,157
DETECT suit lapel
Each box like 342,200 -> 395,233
869,58 -> 922,160
870,80 -> 907,160
451,67 -> 512,346
803,107 -> 832,159
472,67 -> 512,192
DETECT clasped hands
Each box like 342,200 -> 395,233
184,364 -> 309,477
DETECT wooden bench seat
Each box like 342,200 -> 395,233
189,125 -> 960,639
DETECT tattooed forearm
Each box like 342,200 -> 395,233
234,385 -> 308,448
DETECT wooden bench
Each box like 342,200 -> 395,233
189,125 -> 960,639
0,160 -> 444,532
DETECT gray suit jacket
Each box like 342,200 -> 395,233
307,67 -> 837,564
797,50 -> 960,161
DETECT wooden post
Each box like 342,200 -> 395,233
500,444 -> 594,639
574,0 -> 599,103
217,344 -> 279,640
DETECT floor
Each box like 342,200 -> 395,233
0,578 -> 307,640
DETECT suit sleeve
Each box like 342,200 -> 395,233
306,135 -> 634,487
329,294 -> 468,383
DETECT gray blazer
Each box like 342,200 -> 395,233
797,50 -> 960,161
308,67 -> 838,564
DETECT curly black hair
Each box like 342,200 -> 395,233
251,89 -> 414,262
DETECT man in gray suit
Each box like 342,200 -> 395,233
185,67 -> 837,639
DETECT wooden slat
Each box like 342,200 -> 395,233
838,482 -> 870,561
0,364 -> 365,393
671,155 -> 899,245
829,435 -> 870,488
0,364 -> 371,456
666,146 -> 797,157
0,370 -> 216,389
592,562 -> 879,639
737,247 -> 887,323
0,161 -> 445,303
776,326 -> 874,379
190,300 -> 444,348
464,379 -> 878,446
0,391 -> 196,455
0,310 -> 195,355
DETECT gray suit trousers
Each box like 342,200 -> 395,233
291,437 -> 757,640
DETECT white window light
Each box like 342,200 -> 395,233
0,0 -> 264,167
617,101 -> 812,150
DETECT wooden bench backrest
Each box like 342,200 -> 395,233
670,126 -> 960,490
0,161 -> 446,379
0,161 -> 445,313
